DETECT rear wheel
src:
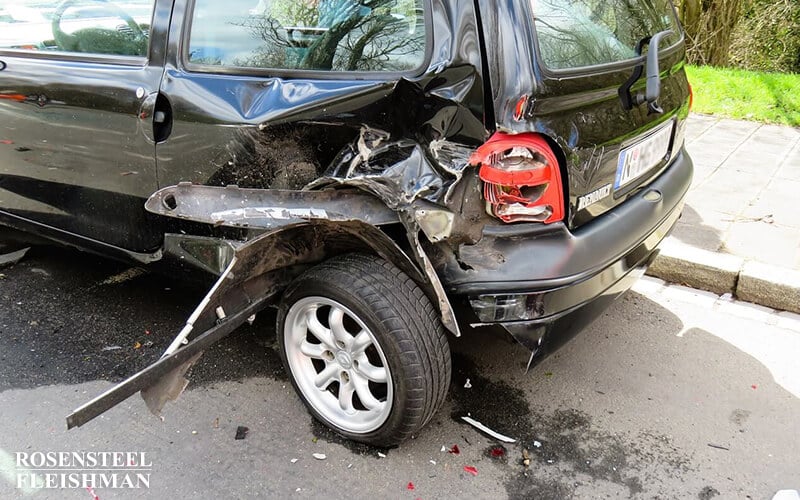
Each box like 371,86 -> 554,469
277,253 -> 451,446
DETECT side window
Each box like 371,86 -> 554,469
0,1 -> 154,57
187,0 -> 427,73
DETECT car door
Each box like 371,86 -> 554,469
0,0 -> 172,252
153,0 -> 429,193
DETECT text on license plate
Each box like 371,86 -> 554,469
614,122 -> 674,190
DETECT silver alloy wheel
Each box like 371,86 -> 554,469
283,296 -> 394,434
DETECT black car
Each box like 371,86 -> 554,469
0,0 -> 693,446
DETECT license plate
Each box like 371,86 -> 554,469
614,122 -> 673,190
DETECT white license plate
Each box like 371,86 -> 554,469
614,122 -> 674,190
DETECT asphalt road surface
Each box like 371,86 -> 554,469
1,245 -> 798,499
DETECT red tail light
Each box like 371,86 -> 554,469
469,132 -> 564,224
688,82 -> 694,111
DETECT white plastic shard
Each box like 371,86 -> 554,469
460,416 -> 516,443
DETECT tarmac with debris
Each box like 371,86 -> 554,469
1,246 -> 798,499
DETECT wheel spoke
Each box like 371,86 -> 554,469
355,353 -> 388,383
306,309 -> 336,350
300,341 -> 325,359
352,374 -> 384,411
338,377 -> 356,413
328,307 -> 352,348
314,363 -> 339,390
351,330 -> 372,354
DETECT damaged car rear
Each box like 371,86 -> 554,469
0,0 -> 692,446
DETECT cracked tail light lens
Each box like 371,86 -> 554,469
470,133 -> 564,224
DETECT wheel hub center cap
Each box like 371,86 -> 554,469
335,351 -> 353,369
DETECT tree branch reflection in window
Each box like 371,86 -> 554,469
531,0 -> 680,70
188,0 -> 425,72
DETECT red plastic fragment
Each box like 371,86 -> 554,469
0,140 -> 13,144
490,447 -> 505,458
751,384 -> 757,390
463,466 -> 478,476
448,444 -> 460,455
406,482 -> 415,491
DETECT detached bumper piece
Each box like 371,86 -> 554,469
66,229 -> 297,429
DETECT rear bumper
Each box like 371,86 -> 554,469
440,147 -> 693,354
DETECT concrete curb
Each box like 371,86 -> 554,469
646,237 -> 800,315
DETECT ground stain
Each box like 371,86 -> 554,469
449,353 -> 693,498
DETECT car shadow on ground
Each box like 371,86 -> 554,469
671,203 -> 725,252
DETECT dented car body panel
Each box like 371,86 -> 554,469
0,0 -> 693,430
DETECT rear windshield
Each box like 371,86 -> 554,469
530,0 -> 681,70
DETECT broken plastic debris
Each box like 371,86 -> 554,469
707,443 -> 730,451
133,342 -> 142,350
522,449 -> 531,467
312,453 -> 327,460
378,452 -> 387,458
772,490 -> 800,500
533,440 -> 542,448
490,447 -> 505,458
290,458 -> 299,464
101,346 -> 122,351
406,482 -> 415,491
235,426 -> 249,440
440,445 -> 446,452
463,466 -> 478,476
0,247 -> 30,268
460,416 -> 516,443
429,460 -> 436,465
751,384 -> 758,390
464,378 -> 472,389
448,444 -> 460,455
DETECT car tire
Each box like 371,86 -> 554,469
277,253 -> 451,446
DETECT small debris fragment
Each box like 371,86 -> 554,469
142,341 -> 154,348
490,447 -> 505,458
448,444 -> 460,455
213,418 -> 219,429
440,445 -> 446,453
772,490 -> 800,500
460,416 -> 516,443
290,458 -> 299,464
0,247 -> 30,268
312,453 -> 326,460
296,488 -> 301,492
234,426 -> 249,440
463,466 -> 478,476
191,430 -> 197,435
86,485 -> 100,500
312,437 -> 318,443
347,464 -> 353,469
133,342 -> 142,350
751,384 -> 757,390
101,346 -> 122,352
533,440 -> 542,448
522,449 -> 531,467
545,372 -> 553,378
464,378 -> 472,389
429,460 -> 436,465
707,443 -> 729,451
378,452 -> 387,458
406,482 -> 415,491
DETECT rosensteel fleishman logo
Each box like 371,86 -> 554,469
14,451 -> 152,490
